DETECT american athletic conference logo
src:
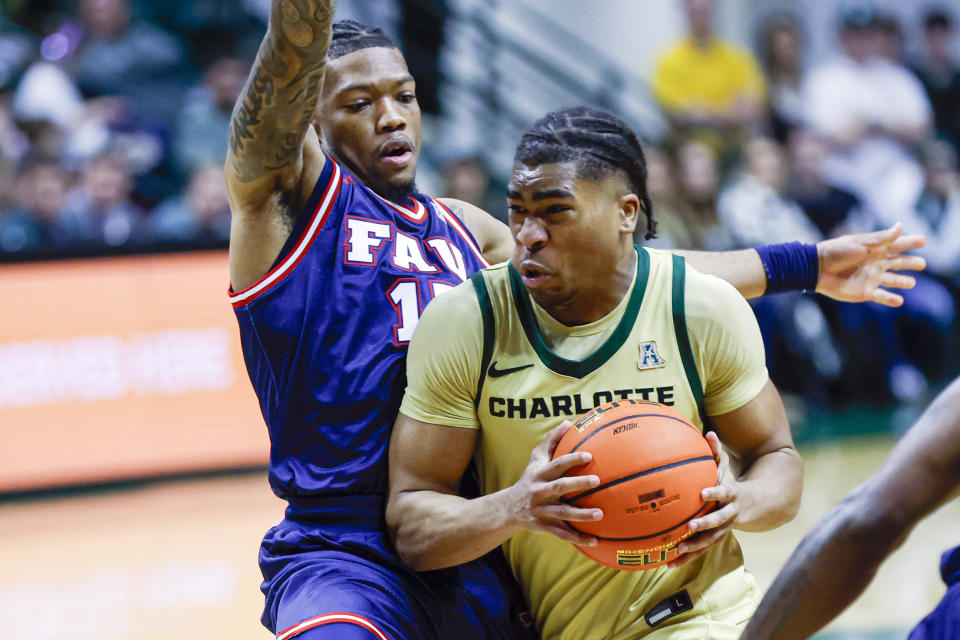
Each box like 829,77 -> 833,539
637,341 -> 666,371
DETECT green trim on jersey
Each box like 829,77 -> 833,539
671,253 -> 709,427
506,247 -> 651,379
470,271 -> 496,408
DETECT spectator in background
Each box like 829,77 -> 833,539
174,56 -> 246,174
13,3 -> 176,199
717,136 -> 842,401
717,136 -> 822,247
148,164 -> 230,244
653,0 -> 765,149
64,0 -> 190,130
0,91 -> 28,163
911,7 -> 960,152
802,5 -> 931,227
10,61 -> 84,161
787,128 -> 865,237
672,138 -> 732,250
638,145 -> 695,250
783,128 -> 926,405
802,8 -> 955,386
912,140 -> 960,284
158,0 -> 264,67
439,152 -> 503,222
758,12 -> 806,145
59,153 -> 144,247
0,158 -> 72,253
874,11 -> 906,65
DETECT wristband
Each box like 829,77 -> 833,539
755,242 -> 819,294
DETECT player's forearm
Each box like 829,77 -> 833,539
734,446 -> 803,531
673,249 -> 767,299
741,493 -> 904,640
387,488 -> 522,571
227,0 -> 336,184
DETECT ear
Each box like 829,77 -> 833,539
618,193 -> 640,234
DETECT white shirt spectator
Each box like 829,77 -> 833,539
718,174 -> 822,247
911,189 -> 960,278
802,55 -> 931,228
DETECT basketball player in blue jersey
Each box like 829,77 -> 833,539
740,375 -> 960,640
224,2 -> 928,638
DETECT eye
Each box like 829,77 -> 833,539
397,92 -> 416,104
345,100 -> 370,113
544,204 -> 571,215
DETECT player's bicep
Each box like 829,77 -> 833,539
389,413 -> 478,496
711,379 -> 794,467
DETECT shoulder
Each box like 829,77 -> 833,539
438,198 -> 512,264
655,40 -> 691,69
407,279 -> 485,381
419,277 -> 483,328
682,260 -> 753,327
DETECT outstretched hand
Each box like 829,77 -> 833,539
816,223 -> 926,307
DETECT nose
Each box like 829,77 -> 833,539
515,216 -> 548,251
377,98 -> 406,133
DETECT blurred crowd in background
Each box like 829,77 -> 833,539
1,0 -> 959,415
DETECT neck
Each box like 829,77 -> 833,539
691,29 -> 713,48
537,246 -> 637,326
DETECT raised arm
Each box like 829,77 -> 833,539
740,376 -> 960,640
676,223 -> 926,306
226,0 -> 335,290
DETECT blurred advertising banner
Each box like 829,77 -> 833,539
0,251 -> 268,492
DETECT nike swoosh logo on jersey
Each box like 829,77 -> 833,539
487,361 -> 534,378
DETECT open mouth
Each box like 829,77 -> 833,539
520,262 -> 550,288
379,138 -> 413,166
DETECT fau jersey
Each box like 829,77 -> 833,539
230,158 -> 489,542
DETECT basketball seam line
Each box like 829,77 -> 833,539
566,500 -> 714,542
568,413 -> 701,455
563,455 -> 715,503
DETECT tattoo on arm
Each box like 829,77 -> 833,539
229,0 -> 337,183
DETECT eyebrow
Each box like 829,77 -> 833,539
506,188 -> 575,201
339,75 -> 415,94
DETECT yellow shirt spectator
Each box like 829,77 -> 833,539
654,37 -> 766,118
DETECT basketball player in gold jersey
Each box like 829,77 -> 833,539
386,107 -> 803,639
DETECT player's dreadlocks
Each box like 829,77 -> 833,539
328,20 -> 398,60
514,106 -> 657,240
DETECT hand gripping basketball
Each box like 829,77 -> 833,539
551,399 -> 718,570
506,420 -> 604,547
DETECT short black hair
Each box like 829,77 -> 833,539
513,106 -> 656,240
838,4 -> 879,31
925,8 -> 953,31
328,20 -> 399,60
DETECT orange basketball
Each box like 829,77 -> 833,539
552,398 -> 717,570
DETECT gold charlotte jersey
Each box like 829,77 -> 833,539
401,247 -> 769,639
